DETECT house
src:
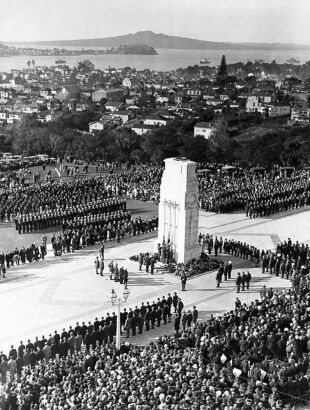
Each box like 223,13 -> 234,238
194,122 -> 216,139
104,101 -> 124,112
89,121 -> 105,133
131,123 -> 155,135
205,98 -> 223,107
39,88 -> 52,99
0,89 -> 10,103
7,112 -> 23,123
76,101 -> 91,112
156,95 -> 169,105
55,85 -> 81,101
291,108 -> 310,123
21,102 -> 39,114
126,96 -> 137,105
92,88 -> 124,103
0,111 -> 8,123
173,92 -> 185,104
267,104 -> 291,118
143,115 -> 168,126
186,89 -> 202,97
111,110 -> 134,124
37,111 -> 61,123
122,78 -> 132,88
246,96 -> 260,112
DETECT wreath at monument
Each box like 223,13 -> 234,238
130,252 -> 220,277
173,253 -> 221,277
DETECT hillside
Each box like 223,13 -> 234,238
9,31 -> 310,50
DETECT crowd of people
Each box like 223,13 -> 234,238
0,212 -> 158,277
3,160 -> 310,408
104,165 -> 163,204
2,164 -> 310,232
198,168 -> 310,218
0,279 -> 309,408
201,232 -> 310,289
0,291 -> 188,378
0,176 -> 120,222
199,233 -> 262,267
0,235 -> 309,408
53,215 -> 158,255
0,240 -> 47,271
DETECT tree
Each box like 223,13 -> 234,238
112,128 -> 142,163
32,59 -> 35,67
217,55 -> 228,78
208,118 -> 232,160
48,134 -> 63,156
27,60 -> 31,68
77,60 -> 95,73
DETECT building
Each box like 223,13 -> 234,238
92,88 -> 124,103
37,111 -> 60,123
104,101 -> 124,112
55,85 -> 81,101
89,121 -> 105,133
76,101 -> 91,112
156,95 -> 169,105
7,112 -> 23,123
291,108 -> 310,124
111,110 -> 134,124
194,122 -> 216,139
246,96 -> 260,112
131,123 -> 155,135
186,89 -> 202,98
0,111 -> 8,123
267,104 -> 291,118
143,115 -> 168,126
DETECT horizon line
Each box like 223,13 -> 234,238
2,31 -> 310,48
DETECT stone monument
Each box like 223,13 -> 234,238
156,157 -> 200,264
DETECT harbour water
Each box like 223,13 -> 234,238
0,47 -> 310,72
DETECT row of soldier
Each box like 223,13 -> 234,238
0,240 -> 47,269
1,291 -> 186,370
2,163 -> 310,223
107,261 -> 129,284
198,168 -> 310,218
210,233 -> 310,288
0,175 -> 119,220
14,198 -> 127,234
50,216 -> 158,255
199,233 -> 261,266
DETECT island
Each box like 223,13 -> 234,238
0,42 -> 158,57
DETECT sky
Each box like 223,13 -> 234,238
0,0 -> 309,45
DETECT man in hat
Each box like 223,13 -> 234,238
236,272 -> 242,293
94,256 -> 100,274
193,306 -> 198,325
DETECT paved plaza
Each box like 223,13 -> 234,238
1,205 -> 310,354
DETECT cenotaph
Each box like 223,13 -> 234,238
156,157 -> 200,264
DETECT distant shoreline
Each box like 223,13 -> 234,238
5,29 -> 310,52
0,43 -> 158,57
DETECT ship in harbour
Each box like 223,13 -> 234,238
200,57 -> 210,65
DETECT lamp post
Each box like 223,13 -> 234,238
109,286 -> 130,349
